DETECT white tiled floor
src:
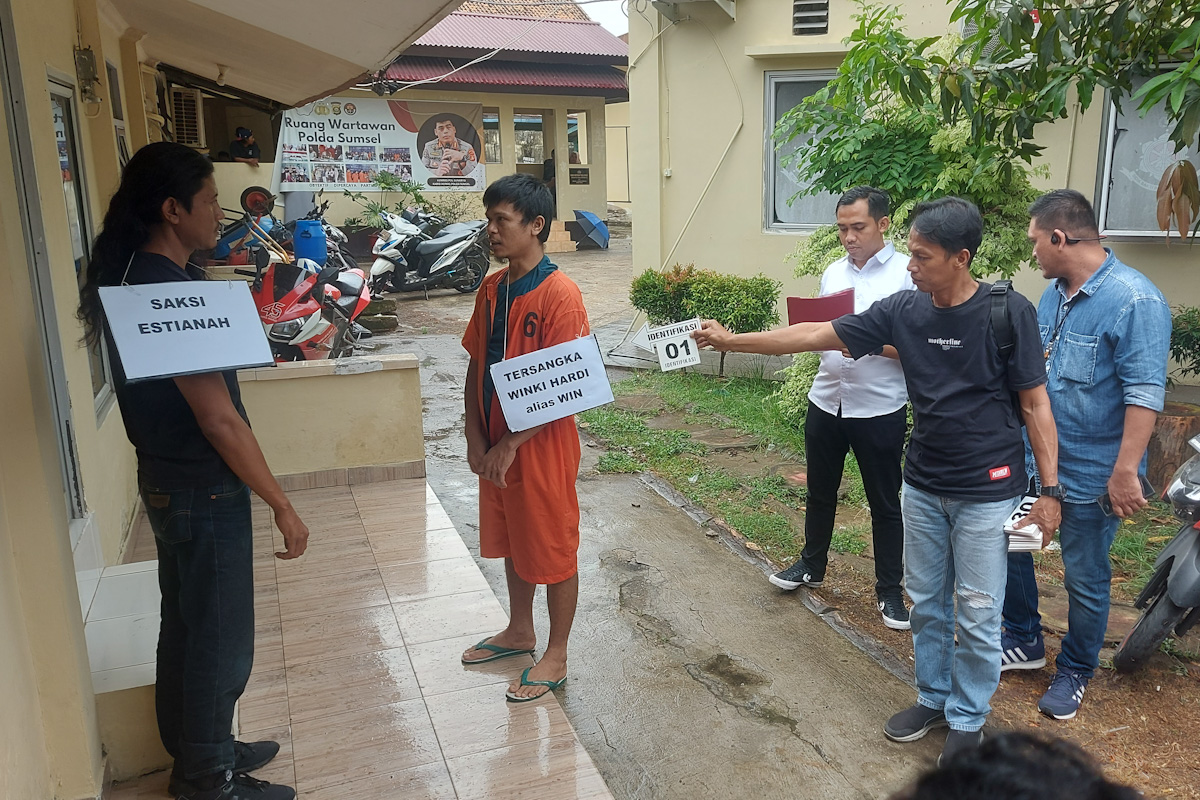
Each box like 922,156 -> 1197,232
109,479 -> 612,800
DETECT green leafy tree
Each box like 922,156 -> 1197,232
900,0 -> 1200,236
776,3 -> 1043,279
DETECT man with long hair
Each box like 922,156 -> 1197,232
79,142 -> 307,800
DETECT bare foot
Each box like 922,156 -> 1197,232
507,651 -> 567,700
461,628 -> 535,664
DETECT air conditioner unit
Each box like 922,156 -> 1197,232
960,0 -> 1040,67
169,86 -> 206,148
652,0 -> 734,22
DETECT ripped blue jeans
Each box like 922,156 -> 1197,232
901,483 -> 1019,731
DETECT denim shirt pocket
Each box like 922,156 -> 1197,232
141,487 -> 195,544
1057,331 -> 1098,385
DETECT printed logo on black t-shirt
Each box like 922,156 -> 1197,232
989,465 -> 1011,481
927,336 -> 964,351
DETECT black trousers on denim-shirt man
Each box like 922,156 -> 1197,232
147,477 -> 255,780
802,401 -> 906,593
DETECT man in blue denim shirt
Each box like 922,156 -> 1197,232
1002,189 -> 1172,721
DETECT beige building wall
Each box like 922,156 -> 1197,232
629,0 -> 1200,362
606,100 -> 630,204
0,66 -> 54,800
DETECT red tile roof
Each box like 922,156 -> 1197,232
384,57 -> 627,97
413,12 -> 627,59
457,0 -> 591,22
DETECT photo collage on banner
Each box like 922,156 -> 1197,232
277,98 -> 485,192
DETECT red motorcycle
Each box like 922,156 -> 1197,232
237,248 -> 371,362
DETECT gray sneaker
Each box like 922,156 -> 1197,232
769,559 -> 823,590
938,728 -> 984,766
884,704 -> 948,742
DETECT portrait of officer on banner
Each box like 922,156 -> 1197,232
419,113 -> 480,177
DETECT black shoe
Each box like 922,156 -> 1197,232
938,728 -> 984,767
883,704 -> 947,742
169,742 -> 281,796
878,591 -> 911,631
769,559 -> 824,590
177,772 -> 296,800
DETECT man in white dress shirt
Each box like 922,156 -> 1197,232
769,186 -> 916,630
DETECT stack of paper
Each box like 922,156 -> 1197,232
1004,495 -> 1044,552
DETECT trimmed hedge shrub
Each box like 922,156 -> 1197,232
630,265 -> 782,376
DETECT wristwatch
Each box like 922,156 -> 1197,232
1039,484 -> 1067,500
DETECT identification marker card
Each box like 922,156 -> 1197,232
99,282 -> 274,382
490,334 -> 614,432
646,318 -> 702,372
1004,494 -> 1044,552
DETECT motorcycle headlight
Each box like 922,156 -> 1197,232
269,320 -> 302,341
1166,435 -> 1200,517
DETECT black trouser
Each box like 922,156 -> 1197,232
801,401 -> 906,595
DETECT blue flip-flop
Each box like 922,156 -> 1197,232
505,666 -> 568,702
461,637 -> 534,665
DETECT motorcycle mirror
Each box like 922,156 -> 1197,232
255,247 -> 270,271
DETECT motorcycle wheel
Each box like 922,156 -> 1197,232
453,250 -> 489,294
1113,582 -> 1190,673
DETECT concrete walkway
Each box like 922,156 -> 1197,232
374,330 -> 935,800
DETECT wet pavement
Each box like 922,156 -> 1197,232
368,242 -> 934,799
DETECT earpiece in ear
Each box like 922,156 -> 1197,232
1050,231 -> 1061,245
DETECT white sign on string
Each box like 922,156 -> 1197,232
646,317 -> 703,371
490,334 -> 614,432
631,321 -> 654,353
99,281 -> 274,382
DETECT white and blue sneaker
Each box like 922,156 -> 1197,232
1000,630 -> 1046,671
1038,668 -> 1089,720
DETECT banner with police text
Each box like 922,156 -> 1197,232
490,335 -> 614,432
276,97 -> 485,193
99,282 -> 274,382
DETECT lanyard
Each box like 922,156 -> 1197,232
1042,295 -> 1077,361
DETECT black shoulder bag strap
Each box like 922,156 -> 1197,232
989,280 -> 1024,425
990,280 -> 1014,357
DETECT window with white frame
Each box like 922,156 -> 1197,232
764,71 -> 839,232
1098,74 -> 1200,237
482,108 -> 501,164
50,83 -> 112,409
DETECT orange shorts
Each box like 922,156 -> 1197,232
478,433 -> 580,585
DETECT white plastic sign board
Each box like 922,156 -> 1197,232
631,321 -> 654,353
490,335 -> 614,432
99,282 -> 274,382
647,318 -> 702,371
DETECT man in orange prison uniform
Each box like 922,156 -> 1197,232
460,173 -> 589,702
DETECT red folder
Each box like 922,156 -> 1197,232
787,288 -> 854,325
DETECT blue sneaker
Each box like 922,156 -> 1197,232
1038,668 -> 1089,720
1000,630 -> 1046,671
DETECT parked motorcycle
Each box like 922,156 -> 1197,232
368,209 -> 489,297
235,245 -> 371,362
1113,433 -> 1200,672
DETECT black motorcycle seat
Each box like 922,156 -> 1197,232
415,228 -> 476,256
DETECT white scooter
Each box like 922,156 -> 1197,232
368,210 -> 488,298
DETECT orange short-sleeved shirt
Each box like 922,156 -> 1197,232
462,263 -> 590,584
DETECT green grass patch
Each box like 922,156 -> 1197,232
831,524 -> 870,556
1109,501 -> 1179,594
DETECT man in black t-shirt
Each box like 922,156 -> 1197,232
230,127 -> 260,167
695,197 -> 1062,764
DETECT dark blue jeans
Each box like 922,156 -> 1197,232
143,478 -> 255,781
1003,499 -> 1119,678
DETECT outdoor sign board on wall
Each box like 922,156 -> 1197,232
276,98 -> 486,192
490,335 -> 614,431
568,167 -> 590,185
99,282 -> 274,382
